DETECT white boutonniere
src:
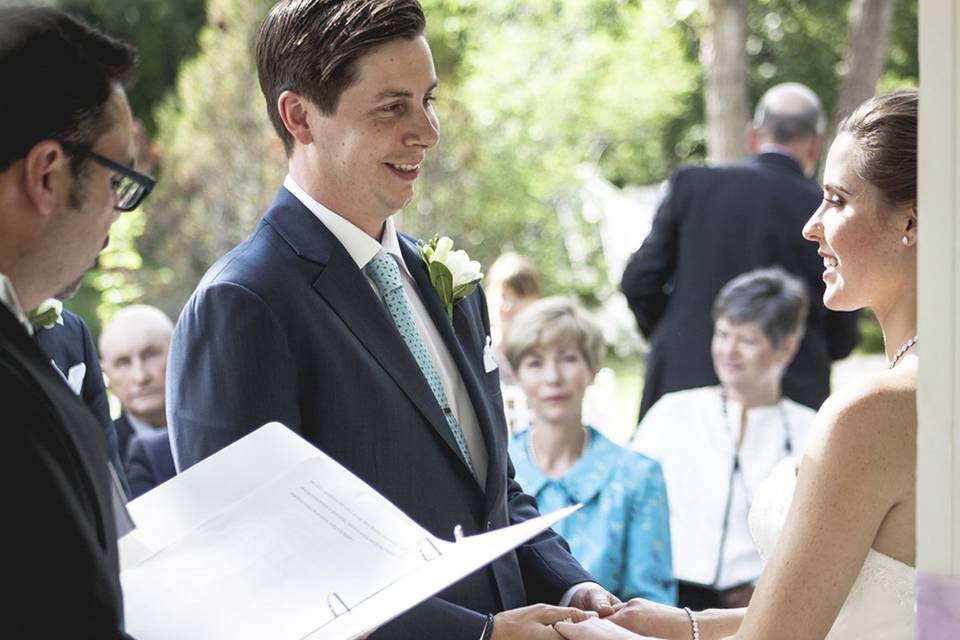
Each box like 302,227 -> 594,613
27,298 -> 64,331
419,235 -> 483,323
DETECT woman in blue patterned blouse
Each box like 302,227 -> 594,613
505,296 -> 676,604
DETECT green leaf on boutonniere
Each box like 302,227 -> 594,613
428,260 -> 455,321
419,235 -> 483,324
27,298 -> 64,331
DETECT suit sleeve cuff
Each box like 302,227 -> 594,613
558,581 -> 602,607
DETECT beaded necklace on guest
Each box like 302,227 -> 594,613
712,387 -> 792,588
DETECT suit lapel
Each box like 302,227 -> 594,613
399,236 -> 504,495
263,191 -> 471,471
0,308 -> 113,548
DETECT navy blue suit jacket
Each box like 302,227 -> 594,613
168,187 -> 593,639
125,429 -> 176,499
622,153 -> 861,419
34,309 -> 131,498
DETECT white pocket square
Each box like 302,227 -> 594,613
483,336 -> 499,373
66,363 -> 86,396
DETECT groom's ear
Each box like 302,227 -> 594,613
277,91 -> 315,147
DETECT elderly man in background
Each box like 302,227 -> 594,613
99,304 -> 176,496
621,82 -> 860,421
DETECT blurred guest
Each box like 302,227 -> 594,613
486,251 -> 542,383
125,428 -> 177,498
34,299 -> 131,498
99,304 -> 173,463
621,82 -> 860,420
507,297 -> 675,604
632,267 -> 815,609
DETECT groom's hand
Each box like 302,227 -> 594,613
491,604 -> 593,640
568,584 -> 622,618
605,598 -> 688,638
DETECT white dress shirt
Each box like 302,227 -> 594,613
283,175 -> 489,487
0,272 -> 32,335
633,386 -> 815,589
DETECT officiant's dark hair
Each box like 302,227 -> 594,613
838,88 -> 918,207
256,0 -> 426,155
0,6 -> 136,174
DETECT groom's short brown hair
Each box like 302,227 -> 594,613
256,0 -> 426,155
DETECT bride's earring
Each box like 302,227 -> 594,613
901,236 -> 910,246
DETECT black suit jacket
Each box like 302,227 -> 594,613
34,309 -> 131,498
114,412 -> 135,461
125,429 -> 176,499
168,187 -> 593,640
1,305 -> 128,638
622,153 -> 860,418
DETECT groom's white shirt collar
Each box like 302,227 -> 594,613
0,272 -> 33,335
283,175 -> 410,275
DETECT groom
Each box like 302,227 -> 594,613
166,1 -> 616,638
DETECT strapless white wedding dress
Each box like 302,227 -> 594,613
749,458 -> 915,639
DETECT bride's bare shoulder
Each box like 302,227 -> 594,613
807,358 -> 916,472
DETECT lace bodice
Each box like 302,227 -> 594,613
749,458 -> 915,639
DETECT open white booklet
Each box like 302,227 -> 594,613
119,423 -> 579,640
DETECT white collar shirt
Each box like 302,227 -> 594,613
127,413 -> 164,439
282,175 -> 488,488
0,272 -> 32,335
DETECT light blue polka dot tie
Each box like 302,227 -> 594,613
365,252 -> 477,478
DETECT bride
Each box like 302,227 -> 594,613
556,88 -> 919,640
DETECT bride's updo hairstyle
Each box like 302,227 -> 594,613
837,88 -> 918,208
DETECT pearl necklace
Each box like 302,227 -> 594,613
888,335 -> 918,369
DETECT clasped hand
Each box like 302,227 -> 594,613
554,597 -> 690,640
491,585 -> 621,640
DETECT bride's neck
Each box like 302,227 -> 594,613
873,286 -> 918,364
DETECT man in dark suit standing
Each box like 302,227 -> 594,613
97,304 -> 176,497
99,304 -> 174,459
34,306 -> 131,497
168,2 -> 614,638
125,429 -> 177,498
0,7 -> 152,636
621,83 -> 860,420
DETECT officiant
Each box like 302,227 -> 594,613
632,268 -> 816,609
0,6 -> 151,636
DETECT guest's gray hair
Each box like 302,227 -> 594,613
753,82 -> 826,143
712,267 -> 809,347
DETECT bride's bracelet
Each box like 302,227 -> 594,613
683,607 -> 701,640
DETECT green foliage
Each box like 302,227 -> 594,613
880,0 -> 919,91
55,0 -> 206,136
406,0 -> 698,303
132,0 -> 284,314
50,0 -> 915,340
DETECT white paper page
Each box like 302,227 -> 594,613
123,455 -> 436,640
119,422 -> 317,569
311,504 -> 581,640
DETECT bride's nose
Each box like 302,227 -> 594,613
802,204 -> 826,241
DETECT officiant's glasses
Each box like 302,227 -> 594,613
60,141 -> 156,212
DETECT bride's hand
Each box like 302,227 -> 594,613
554,617 -> 663,639
605,598 -> 691,638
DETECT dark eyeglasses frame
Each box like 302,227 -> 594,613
59,141 -> 156,212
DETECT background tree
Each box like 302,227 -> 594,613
700,0 -> 750,163
32,0 -> 916,341
822,0 -> 897,170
